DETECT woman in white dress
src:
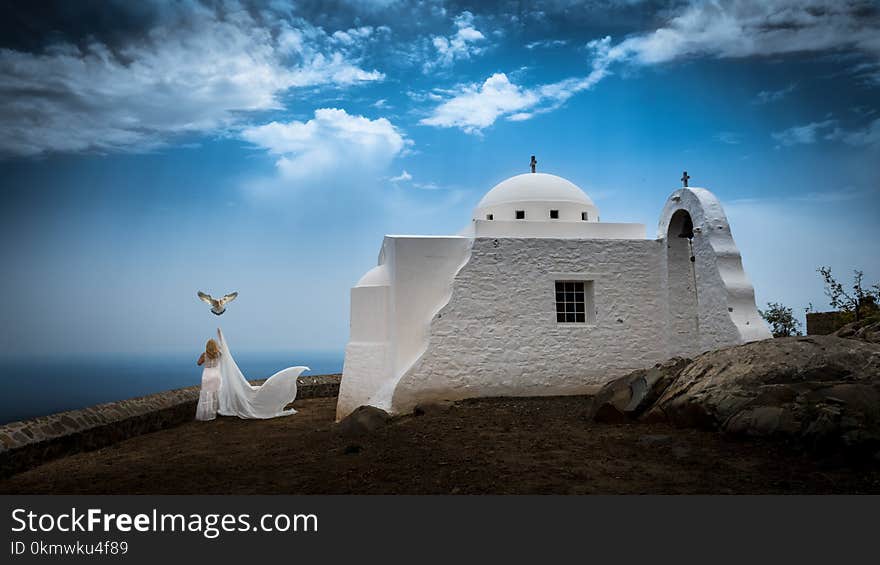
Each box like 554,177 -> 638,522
195,338 -> 222,421
214,328 -> 310,419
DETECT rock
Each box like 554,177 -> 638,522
587,357 -> 691,422
645,336 -> 880,455
833,316 -> 880,344
413,400 -> 455,416
335,406 -> 391,436
593,403 -> 627,424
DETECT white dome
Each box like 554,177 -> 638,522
474,172 -> 599,223
478,173 -> 595,208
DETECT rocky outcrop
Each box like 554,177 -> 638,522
587,358 -> 692,423
589,336 -> 880,456
833,316 -> 880,344
645,336 -> 880,454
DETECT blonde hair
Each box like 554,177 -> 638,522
205,338 -> 220,360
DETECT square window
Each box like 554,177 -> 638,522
550,209 -> 559,219
515,210 -> 525,219
486,213 -> 494,220
554,280 -> 594,324
581,212 -> 589,221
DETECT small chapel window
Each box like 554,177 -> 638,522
515,210 -> 525,219
581,212 -> 589,221
549,209 -> 559,219
486,213 -> 494,220
555,280 -> 592,324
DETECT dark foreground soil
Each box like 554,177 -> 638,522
2,395 -> 878,494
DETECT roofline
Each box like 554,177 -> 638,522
476,198 -> 598,206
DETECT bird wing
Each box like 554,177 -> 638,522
219,291 -> 238,306
197,291 -> 217,306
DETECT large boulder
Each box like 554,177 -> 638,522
644,336 -> 880,454
587,357 -> 692,423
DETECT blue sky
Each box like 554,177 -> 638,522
0,0 -> 878,357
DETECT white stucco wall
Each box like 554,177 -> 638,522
336,235 -> 472,419
390,237 -> 670,413
473,219 -> 646,239
658,188 -> 770,349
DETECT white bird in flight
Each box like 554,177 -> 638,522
198,291 -> 238,316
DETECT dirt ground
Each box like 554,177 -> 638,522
2,395 -> 878,494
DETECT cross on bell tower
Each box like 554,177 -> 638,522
530,155 -> 537,173
681,170 -> 690,187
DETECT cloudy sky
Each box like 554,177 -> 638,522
1,0 -> 878,357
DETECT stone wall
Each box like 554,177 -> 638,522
0,374 -> 340,479
806,312 -> 848,335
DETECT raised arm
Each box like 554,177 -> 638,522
197,352 -> 205,366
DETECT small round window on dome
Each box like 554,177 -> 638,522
550,210 -> 559,219
515,210 -> 525,219
486,213 -> 494,220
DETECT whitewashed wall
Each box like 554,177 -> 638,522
337,235 -> 472,419
391,237 -> 670,413
658,188 -> 770,349
473,219 -> 646,239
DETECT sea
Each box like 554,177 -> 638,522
0,351 -> 344,425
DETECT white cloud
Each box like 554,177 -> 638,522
330,26 -> 375,46
0,3 -> 383,157
525,39 -> 568,50
715,131 -> 743,145
586,1 -> 880,88
424,11 -> 487,71
828,117 -> 880,147
420,73 -> 537,133
241,108 -> 409,181
614,1 -> 878,63
755,83 -> 797,104
390,169 -> 413,182
771,117 -> 880,148
419,42 -> 609,134
771,119 -> 836,146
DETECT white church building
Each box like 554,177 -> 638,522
337,167 -> 771,419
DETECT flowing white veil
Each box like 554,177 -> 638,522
215,328 -> 309,419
